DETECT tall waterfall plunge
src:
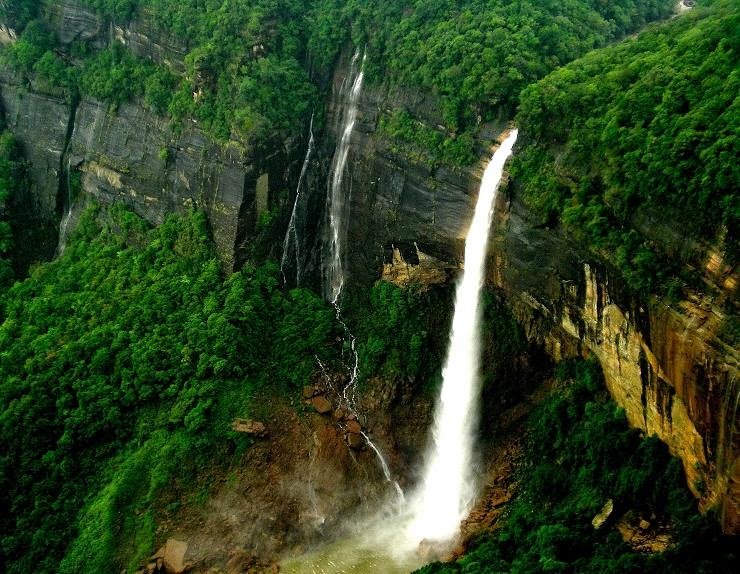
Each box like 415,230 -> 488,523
281,131 -> 519,574
408,129 -> 519,544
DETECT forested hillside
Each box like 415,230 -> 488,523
513,0 -> 738,299
2,0 -> 674,142
0,207 -> 338,572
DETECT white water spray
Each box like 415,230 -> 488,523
408,129 -> 519,544
325,48 -> 365,305
281,113 -> 315,286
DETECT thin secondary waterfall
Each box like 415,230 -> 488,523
57,158 -> 74,256
322,47 -> 366,405
408,129 -> 519,544
320,50 -> 402,498
324,48 -> 365,305
281,113 -> 315,286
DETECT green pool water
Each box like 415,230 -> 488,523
280,522 -> 426,574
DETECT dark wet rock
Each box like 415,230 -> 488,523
346,432 -> 364,449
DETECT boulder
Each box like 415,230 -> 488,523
345,420 -> 361,434
162,539 -> 188,574
311,396 -> 332,414
302,385 -> 318,399
346,432 -> 364,449
231,419 -> 268,438
591,499 -> 614,529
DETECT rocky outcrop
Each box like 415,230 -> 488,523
47,0 -> 187,68
490,192 -> 739,534
381,243 -> 452,288
47,0 -> 104,47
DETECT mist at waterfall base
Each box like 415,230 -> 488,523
282,130 -> 519,573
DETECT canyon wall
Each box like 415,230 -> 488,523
323,51 -> 739,534
0,0 -> 301,271
1,4 -> 737,537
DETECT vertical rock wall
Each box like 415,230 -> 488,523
491,194 -> 739,534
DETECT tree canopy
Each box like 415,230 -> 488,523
513,0 -> 738,296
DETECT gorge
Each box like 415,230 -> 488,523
0,1 -> 737,573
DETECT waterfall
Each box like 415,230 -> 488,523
408,130 -> 519,544
281,113 -> 315,286
57,157 -> 74,256
324,48 -> 365,305
320,49 -> 402,500
361,431 -> 405,504
321,47 -> 367,407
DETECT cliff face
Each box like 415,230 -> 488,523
0,1 -> 304,270
490,195 -> 738,533
319,51 -> 739,534
66,96 -> 261,269
0,75 -> 71,265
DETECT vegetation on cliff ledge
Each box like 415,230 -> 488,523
513,0 -> 738,297
2,0 -> 675,148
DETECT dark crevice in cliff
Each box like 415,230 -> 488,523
56,95 -> 79,217
54,94 -> 80,255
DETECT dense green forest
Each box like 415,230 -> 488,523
0,130 -> 22,288
0,207 -> 340,572
1,0 -> 675,144
416,360 -> 736,574
513,0 -> 738,297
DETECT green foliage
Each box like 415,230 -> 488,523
4,0 -> 675,148
0,207 -> 337,573
0,19 -> 74,97
379,110 -> 476,168
0,0 -> 41,30
355,281 -> 435,381
0,131 -> 24,288
513,0 -> 739,295
77,44 -> 176,109
336,0 -> 674,131
416,359 -> 736,574
79,0 -> 321,140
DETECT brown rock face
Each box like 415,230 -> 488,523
491,194 -> 739,534
345,420 -> 361,434
382,244 -> 452,288
310,396 -> 332,415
